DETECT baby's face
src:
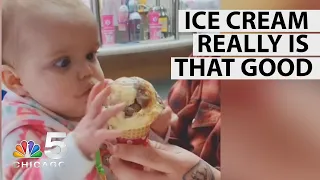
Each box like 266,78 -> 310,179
17,14 -> 104,121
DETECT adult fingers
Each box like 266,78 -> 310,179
151,107 -> 172,135
95,129 -> 123,142
159,106 -> 178,122
161,106 -> 172,119
165,106 -> 179,123
86,87 -> 111,119
87,80 -> 106,109
148,140 -> 181,153
109,157 -> 166,180
163,100 -> 168,106
110,143 -> 176,173
152,106 -> 172,126
93,103 -> 126,128
151,107 -> 177,133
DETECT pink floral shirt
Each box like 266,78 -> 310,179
2,91 -> 170,180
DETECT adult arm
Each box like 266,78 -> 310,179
182,159 -> 220,180
109,141 -> 221,180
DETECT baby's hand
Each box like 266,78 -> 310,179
151,105 -> 178,138
73,80 -> 125,160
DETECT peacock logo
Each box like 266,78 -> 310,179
13,140 -> 43,158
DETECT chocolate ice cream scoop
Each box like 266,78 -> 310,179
106,76 -> 165,131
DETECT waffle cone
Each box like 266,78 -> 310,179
120,125 -> 150,139
115,125 -> 151,170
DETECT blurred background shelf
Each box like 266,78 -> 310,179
98,34 -> 192,56
86,0 -> 219,50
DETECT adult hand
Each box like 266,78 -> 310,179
108,140 -> 221,180
151,105 -> 178,138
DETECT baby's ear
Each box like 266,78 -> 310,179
1,65 -> 29,96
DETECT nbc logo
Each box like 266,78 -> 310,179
12,133 -> 68,169
13,140 -> 42,158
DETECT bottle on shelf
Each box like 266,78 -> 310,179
137,0 -> 147,13
148,6 -> 161,40
117,0 -> 129,43
136,0 -> 149,40
150,0 -> 170,39
100,0 -> 116,46
127,0 -> 137,13
128,1 -> 142,42
159,6 -> 170,38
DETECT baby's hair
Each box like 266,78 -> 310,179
2,0 -> 96,66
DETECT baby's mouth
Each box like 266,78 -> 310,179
90,77 -> 100,85
76,88 -> 91,98
76,78 -> 100,98
76,83 -> 95,98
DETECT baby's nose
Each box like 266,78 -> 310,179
78,64 -> 94,80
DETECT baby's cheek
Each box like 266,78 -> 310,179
35,88 -> 85,118
57,94 -> 87,117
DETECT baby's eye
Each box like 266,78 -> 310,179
86,52 -> 96,61
55,57 -> 71,68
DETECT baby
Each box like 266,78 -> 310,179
1,0 -> 170,179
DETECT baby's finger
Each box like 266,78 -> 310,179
93,103 -> 126,129
87,81 -> 106,110
86,87 -> 111,119
104,79 -> 114,86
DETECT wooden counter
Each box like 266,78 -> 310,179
98,45 -> 192,80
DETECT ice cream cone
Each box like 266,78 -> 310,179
94,77 -> 165,175
105,77 -> 165,170
119,124 -> 150,139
